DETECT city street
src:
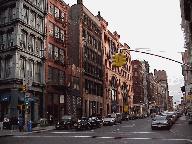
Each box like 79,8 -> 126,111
0,115 -> 191,144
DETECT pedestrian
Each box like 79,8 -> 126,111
11,115 -> 18,131
18,116 -> 23,132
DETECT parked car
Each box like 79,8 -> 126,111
129,113 -> 136,120
122,113 -> 129,121
103,115 -> 116,125
109,113 -> 122,124
151,115 -> 172,130
74,117 -> 92,130
89,117 -> 103,128
55,115 -> 76,130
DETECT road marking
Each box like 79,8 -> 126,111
50,131 -> 156,134
122,125 -> 134,127
13,135 -> 192,142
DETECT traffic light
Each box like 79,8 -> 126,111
112,53 -> 119,66
22,84 -> 26,92
119,53 -> 127,66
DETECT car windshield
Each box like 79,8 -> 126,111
155,115 -> 167,120
106,115 -> 112,118
110,114 -> 116,118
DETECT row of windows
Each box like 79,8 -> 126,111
48,66 -> 65,86
49,3 -> 65,21
83,46 -> 102,65
20,30 -> 44,56
85,79 -> 103,96
18,56 -> 42,83
67,74 -> 80,90
48,43 -> 65,64
22,5 -> 43,32
82,13 -> 100,35
28,0 -> 44,10
0,56 -> 43,83
83,61 -> 102,79
0,4 -> 16,25
49,22 -> 65,43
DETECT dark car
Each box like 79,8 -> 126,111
89,117 -> 103,128
129,113 -> 136,120
151,115 -> 172,130
55,116 -> 75,130
74,117 -> 92,130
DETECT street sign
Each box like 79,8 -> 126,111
24,98 -> 30,106
112,105 -> 117,111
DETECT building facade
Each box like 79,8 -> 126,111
68,0 -> 103,117
45,0 -> 69,123
0,0 -> 47,123
100,14 -> 133,115
132,60 -> 144,113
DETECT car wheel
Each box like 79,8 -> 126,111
120,121 -> 122,124
151,127 -> 155,130
114,121 -> 117,125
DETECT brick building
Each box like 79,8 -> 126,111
45,0 -> 69,122
68,0 -> 103,117
132,60 -> 144,113
100,14 -> 133,115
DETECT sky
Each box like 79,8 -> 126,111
64,0 -> 185,105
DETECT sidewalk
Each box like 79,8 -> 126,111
0,125 -> 55,138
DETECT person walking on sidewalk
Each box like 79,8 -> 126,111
11,115 -> 18,131
18,116 -> 23,132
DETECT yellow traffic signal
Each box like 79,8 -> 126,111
23,84 -> 26,92
119,53 -> 127,66
112,53 -> 119,66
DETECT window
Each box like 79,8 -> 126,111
55,7 -> 59,18
48,43 -> 53,59
59,70 -> 65,85
55,26 -> 60,38
29,11 -> 36,28
9,4 -> 16,21
60,29 -> 64,42
61,12 -> 65,22
19,56 -> 25,78
54,46 -> 58,60
37,16 -> 43,32
0,32 -> 5,50
5,56 -> 12,78
48,66 -> 52,82
20,30 -> 27,49
49,3 -> 54,16
28,35 -> 35,52
22,6 -> 28,24
49,22 -> 54,37
59,49 -> 65,64
35,62 -> 41,82
36,39 -> 42,55
7,29 -> 14,47
134,64 -> 137,68
135,72 -> 138,76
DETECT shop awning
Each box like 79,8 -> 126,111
1,93 -> 11,101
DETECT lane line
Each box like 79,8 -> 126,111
13,135 -> 192,141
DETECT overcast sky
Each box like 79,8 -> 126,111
64,0 -> 185,105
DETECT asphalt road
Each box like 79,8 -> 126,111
0,115 -> 191,144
